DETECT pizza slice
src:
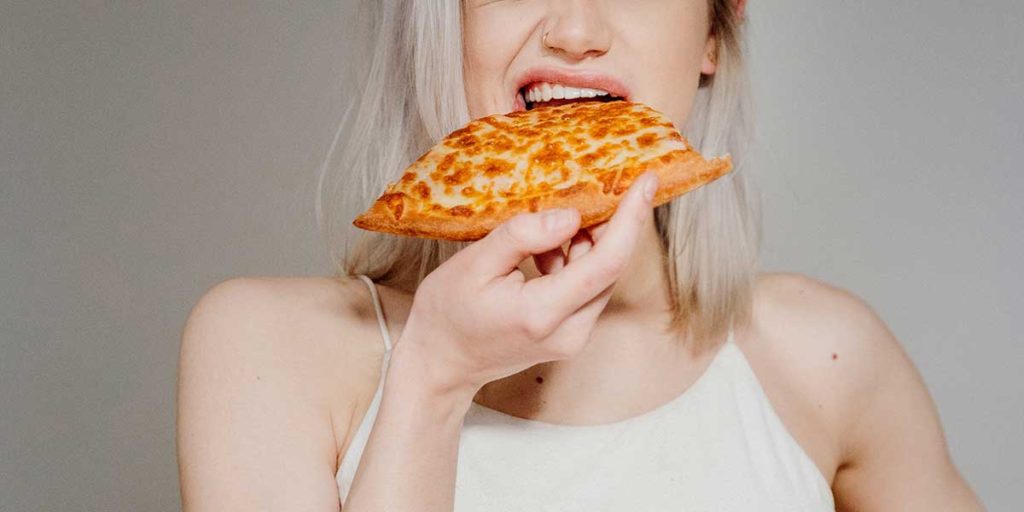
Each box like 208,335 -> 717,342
353,100 -> 732,241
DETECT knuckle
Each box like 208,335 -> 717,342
521,317 -> 550,339
521,308 -> 558,339
500,215 -> 532,247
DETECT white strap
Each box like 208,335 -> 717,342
356,274 -> 393,351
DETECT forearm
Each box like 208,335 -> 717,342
341,341 -> 476,512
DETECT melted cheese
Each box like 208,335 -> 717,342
390,101 -> 688,216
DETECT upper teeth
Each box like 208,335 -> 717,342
524,82 -> 612,103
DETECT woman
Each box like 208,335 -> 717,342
177,0 -> 983,510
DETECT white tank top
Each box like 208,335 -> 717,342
338,274 -> 835,511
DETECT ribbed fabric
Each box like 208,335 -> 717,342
339,274 -> 834,511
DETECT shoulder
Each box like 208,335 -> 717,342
177,275 -> 399,506
736,272 -> 907,479
744,272 -> 982,508
746,270 -> 900,396
179,274 -> 398,421
180,275 -> 388,379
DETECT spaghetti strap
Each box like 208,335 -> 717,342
355,274 -> 393,351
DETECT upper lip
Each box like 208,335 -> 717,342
514,66 -> 632,101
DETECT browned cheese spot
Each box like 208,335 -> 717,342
414,181 -> 431,200
448,205 -> 474,217
612,124 -> 638,137
580,142 -> 618,169
431,153 -> 457,182
443,161 -> 473,186
637,133 -> 658,148
590,124 -> 611,139
488,133 -> 516,153
382,192 -> 405,220
480,157 -> 515,178
596,172 -> 618,194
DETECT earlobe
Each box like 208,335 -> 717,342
735,0 -> 748,21
701,37 -> 718,75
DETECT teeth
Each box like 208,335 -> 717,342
523,82 -> 616,105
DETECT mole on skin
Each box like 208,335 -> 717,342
832,353 -> 838,361
535,376 -> 544,384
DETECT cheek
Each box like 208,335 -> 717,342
647,44 -> 705,130
624,6 -> 709,129
462,11 -> 525,119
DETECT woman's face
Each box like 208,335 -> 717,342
462,0 -> 718,130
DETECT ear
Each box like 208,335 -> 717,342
701,35 -> 717,75
735,0 -> 747,21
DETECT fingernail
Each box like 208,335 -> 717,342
642,173 -> 658,202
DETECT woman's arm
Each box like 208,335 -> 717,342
752,273 -> 984,511
177,278 -> 347,511
340,340 -> 477,511
176,277 -> 475,512
830,300 -> 984,510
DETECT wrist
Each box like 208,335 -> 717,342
386,339 -> 480,414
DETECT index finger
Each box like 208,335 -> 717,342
522,171 -> 657,318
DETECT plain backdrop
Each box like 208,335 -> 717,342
1,1 -> 1020,510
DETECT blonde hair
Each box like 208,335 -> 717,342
317,0 -> 760,346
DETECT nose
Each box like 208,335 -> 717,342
541,0 -> 612,60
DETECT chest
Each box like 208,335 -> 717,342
452,400 -> 835,511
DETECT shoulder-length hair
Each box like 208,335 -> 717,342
317,0 -> 760,346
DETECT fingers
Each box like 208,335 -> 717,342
534,229 -> 593,276
524,171 -> 658,319
463,206 -> 581,280
533,246 -> 566,275
566,229 -> 594,263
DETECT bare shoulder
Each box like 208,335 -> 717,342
176,275 -> 402,510
733,272 -> 890,482
740,272 -> 982,509
746,271 -> 899,400
180,275 -> 388,399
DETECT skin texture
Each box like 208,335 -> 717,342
177,1 -> 985,510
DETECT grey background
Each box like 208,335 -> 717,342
1,0 -> 1020,510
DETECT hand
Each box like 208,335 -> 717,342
394,171 -> 660,397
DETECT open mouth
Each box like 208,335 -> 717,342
519,82 -> 625,111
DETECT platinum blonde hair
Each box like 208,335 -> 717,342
317,0 -> 760,345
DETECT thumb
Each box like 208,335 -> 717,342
465,207 -> 580,279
